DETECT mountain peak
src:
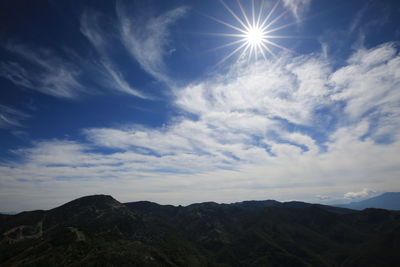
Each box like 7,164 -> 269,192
55,195 -> 122,210
42,195 -> 138,232
49,195 -> 126,220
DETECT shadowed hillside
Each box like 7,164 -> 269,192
1,195 -> 400,266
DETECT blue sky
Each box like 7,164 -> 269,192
0,0 -> 399,211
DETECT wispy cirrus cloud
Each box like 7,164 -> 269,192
1,42 -> 400,211
0,1 -> 187,101
0,44 -> 86,99
116,0 -> 188,85
282,0 -> 311,20
80,9 -> 152,99
0,104 -> 30,128
1,6 -> 179,101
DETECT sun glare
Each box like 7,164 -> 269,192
246,27 -> 265,45
208,0 -> 297,64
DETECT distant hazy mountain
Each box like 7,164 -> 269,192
336,192 -> 400,210
1,195 -> 400,266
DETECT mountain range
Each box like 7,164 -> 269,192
1,195 -> 400,266
335,192 -> 400,210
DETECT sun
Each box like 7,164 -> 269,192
246,27 -> 265,45
208,0 -> 297,64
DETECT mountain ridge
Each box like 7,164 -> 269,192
7,191 -> 399,215
335,192 -> 400,210
1,195 -> 400,266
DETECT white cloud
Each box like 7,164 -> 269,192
80,10 -> 108,54
344,188 -> 376,199
282,0 -> 311,20
176,55 -> 330,126
330,43 -> 400,140
282,132 -> 319,154
116,1 -> 188,85
0,4 -> 174,101
0,44 -> 86,99
1,42 -> 400,211
0,105 -> 30,128
100,61 -> 151,99
348,3 -> 369,34
2,119 -> 399,211
80,10 -> 152,99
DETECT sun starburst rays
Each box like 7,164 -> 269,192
209,0 -> 297,64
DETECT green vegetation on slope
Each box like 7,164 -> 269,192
1,195 -> 400,266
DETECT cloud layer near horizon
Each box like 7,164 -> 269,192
1,41 -> 399,211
